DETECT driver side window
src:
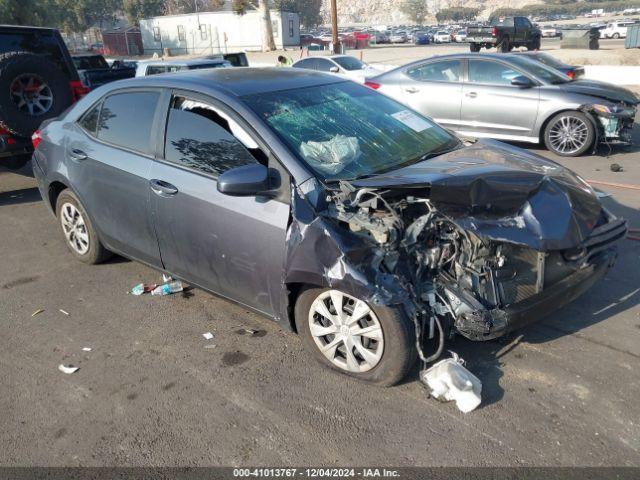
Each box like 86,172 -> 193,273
468,60 -> 520,86
163,96 -> 265,177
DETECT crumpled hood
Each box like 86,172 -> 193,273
351,140 -> 603,251
559,79 -> 639,106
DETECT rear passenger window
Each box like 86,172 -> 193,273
97,91 -> 159,154
164,96 -> 260,177
79,101 -> 101,135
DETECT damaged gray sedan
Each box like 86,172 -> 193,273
33,68 -> 626,386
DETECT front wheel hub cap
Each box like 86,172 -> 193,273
308,290 -> 384,373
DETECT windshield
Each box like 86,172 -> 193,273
188,62 -> 231,70
333,56 -> 366,71
508,55 -> 570,84
243,82 -> 458,181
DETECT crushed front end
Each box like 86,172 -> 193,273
582,102 -> 637,146
287,142 -> 627,364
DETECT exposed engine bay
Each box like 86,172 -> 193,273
283,141 -> 627,365
323,181 -> 625,362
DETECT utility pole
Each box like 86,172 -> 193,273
330,0 -> 340,54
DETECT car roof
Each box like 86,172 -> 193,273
110,67 -> 346,97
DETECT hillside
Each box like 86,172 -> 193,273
319,0 -> 543,24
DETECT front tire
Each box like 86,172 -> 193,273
500,36 -> 510,53
528,36 -> 541,51
543,111 -> 595,157
55,189 -> 111,264
295,287 -> 416,386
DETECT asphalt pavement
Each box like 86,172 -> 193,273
1,130 -> 639,466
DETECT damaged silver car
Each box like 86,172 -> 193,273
33,68 -> 626,386
367,53 -> 638,157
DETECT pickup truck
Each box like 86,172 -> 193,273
72,54 -> 136,90
467,16 -> 541,53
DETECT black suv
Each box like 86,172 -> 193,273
0,25 -> 85,170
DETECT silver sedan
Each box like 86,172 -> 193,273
366,53 -> 638,156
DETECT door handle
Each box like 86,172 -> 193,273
465,92 -> 478,98
149,179 -> 178,196
69,148 -> 87,161
405,87 -> 419,94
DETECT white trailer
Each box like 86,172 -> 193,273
140,10 -> 300,56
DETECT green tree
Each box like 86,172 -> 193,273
400,0 -> 429,24
164,0 -> 225,15
122,0 -> 164,25
276,0 -> 322,28
0,0 -> 64,27
436,7 -> 480,23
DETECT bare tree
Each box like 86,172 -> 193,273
232,0 -> 276,52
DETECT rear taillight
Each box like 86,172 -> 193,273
566,70 -> 575,79
364,81 -> 381,90
491,27 -> 497,37
0,126 -> 9,135
31,130 -> 42,150
69,80 -> 90,101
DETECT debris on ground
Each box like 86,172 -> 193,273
31,309 -> 44,317
131,283 -> 157,296
58,364 -> 79,374
596,191 -> 612,198
162,274 -> 173,283
202,332 -> 214,340
204,344 -> 217,349
59,309 -> 69,316
610,163 -> 623,172
151,281 -> 184,296
628,228 -> 640,242
420,352 -> 482,413
81,347 -> 92,352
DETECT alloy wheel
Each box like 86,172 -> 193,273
308,290 -> 384,373
548,115 -> 589,155
10,74 -> 54,116
60,202 -> 90,255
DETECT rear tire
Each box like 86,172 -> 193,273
612,33 -> 620,39
55,189 -> 111,264
543,111 -> 595,157
3,154 -> 30,170
295,287 -> 416,387
470,43 -> 481,52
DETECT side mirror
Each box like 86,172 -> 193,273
217,164 -> 270,196
329,66 -> 339,73
511,75 -> 534,88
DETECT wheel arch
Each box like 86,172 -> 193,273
48,180 -> 69,213
537,107 -> 598,144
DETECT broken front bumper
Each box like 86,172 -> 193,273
452,218 -> 626,341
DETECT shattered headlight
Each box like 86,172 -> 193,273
591,103 -> 636,118
591,103 -> 618,115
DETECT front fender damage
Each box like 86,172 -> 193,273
282,166 -> 624,367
